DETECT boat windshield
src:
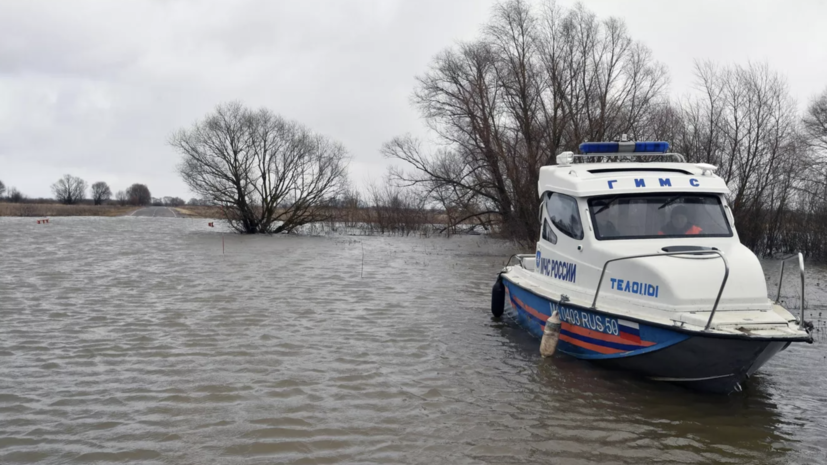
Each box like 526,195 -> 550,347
588,193 -> 732,240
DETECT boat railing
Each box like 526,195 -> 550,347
505,254 -> 536,269
567,153 -> 686,163
590,250 -> 729,331
775,253 -> 806,330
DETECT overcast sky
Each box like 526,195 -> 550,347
1,0 -> 826,200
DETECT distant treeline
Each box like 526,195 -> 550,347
0,176 -> 190,209
321,184 -> 492,237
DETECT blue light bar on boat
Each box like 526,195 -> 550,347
578,142 -> 619,153
579,141 -> 670,154
633,141 -> 670,153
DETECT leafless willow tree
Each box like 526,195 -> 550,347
668,62 -> 808,254
90,181 -> 112,205
171,102 -> 349,234
51,174 -> 88,205
162,196 -> 185,207
187,197 -> 213,206
126,184 -> 151,206
7,187 -> 24,203
385,0 -> 668,244
115,190 -> 128,206
791,88 -> 827,258
322,187 -> 364,230
804,89 -> 827,152
364,180 -> 433,235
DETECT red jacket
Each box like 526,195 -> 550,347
658,225 -> 702,235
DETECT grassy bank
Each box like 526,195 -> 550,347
0,203 -> 139,217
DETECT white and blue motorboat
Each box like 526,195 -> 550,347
491,140 -> 814,393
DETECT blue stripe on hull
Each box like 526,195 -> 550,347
503,280 -> 688,360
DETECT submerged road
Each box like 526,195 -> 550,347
129,207 -> 181,218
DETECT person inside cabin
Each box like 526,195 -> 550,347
659,205 -> 702,235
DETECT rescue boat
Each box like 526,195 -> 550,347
491,140 -> 813,393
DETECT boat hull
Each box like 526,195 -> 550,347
503,277 -> 793,393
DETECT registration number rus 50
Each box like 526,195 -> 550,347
555,305 -> 620,336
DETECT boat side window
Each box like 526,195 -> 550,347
542,217 -> 557,244
540,196 -> 557,244
545,192 -> 584,240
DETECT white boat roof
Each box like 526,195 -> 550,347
538,160 -> 730,198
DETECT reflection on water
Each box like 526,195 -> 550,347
0,217 -> 825,464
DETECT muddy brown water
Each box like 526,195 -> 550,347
0,217 -> 825,464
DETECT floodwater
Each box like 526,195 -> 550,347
0,217 -> 825,465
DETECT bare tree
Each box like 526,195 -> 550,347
90,181 -> 112,205
673,62 -> 807,255
0,180 -> 5,198
792,87 -> 827,259
126,184 -> 151,206
537,2 -> 668,144
331,188 -> 363,229
115,190 -> 128,206
7,187 -> 24,203
187,197 -> 213,206
385,0 -> 667,244
163,196 -> 185,207
803,88 -> 827,152
171,102 -> 349,234
51,174 -> 88,205
364,178 -> 432,236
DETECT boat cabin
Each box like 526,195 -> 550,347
529,141 -> 775,330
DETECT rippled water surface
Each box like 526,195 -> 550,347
1,217 -> 826,464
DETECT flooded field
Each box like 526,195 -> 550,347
0,217 -> 825,464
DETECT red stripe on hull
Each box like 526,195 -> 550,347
618,332 -> 643,344
563,323 -> 654,347
511,296 -> 548,323
559,334 -> 624,355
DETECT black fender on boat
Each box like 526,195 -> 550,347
492,274 -> 505,317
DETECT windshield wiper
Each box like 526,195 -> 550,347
594,195 -> 620,215
658,194 -> 688,210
